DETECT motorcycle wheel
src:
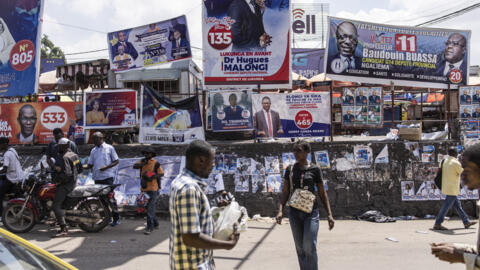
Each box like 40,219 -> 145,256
78,199 -> 111,233
2,204 -> 36,233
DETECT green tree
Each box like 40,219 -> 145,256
41,34 -> 65,60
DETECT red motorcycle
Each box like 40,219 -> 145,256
2,172 -> 119,234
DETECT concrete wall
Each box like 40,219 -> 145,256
17,139 -> 475,218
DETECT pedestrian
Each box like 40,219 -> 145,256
433,146 -> 476,230
169,140 -> 239,270
46,128 -> 78,182
0,137 -> 23,220
133,146 -> 164,235
83,132 -> 121,227
431,143 -> 480,267
276,140 -> 335,270
51,138 -> 82,237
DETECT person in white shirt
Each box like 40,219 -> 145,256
0,137 -> 23,217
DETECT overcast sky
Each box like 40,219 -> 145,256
43,0 -> 480,68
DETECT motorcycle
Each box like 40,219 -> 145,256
2,171 -> 120,234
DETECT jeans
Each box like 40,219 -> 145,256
146,191 -> 158,230
289,207 -> 320,270
435,195 -> 470,225
0,177 -> 14,216
53,183 -> 75,226
95,178 -> 119,221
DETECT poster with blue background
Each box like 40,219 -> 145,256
292,48 -> 324,79
325,17 -> 470,88
0,0 -> 43,97
210,90 -> 253,132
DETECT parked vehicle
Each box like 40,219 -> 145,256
2,172 -> 119,234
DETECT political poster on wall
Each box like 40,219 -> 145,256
401,181 -> 415,201
202,0 -> 291,88
108,15 -> 191,72
292,48 -> 325,79
342,87 -> 383,127
0,102 -> 81,144
140,84 -> 204,144
459,86 -> 480,123
0,0 -> 44,97
252,93 -> 331,138
354,145 -> 373,168
210,90 -> 253,131
314,150 -> 330,169
84,90 -> 137,129
325,17 -> 471,88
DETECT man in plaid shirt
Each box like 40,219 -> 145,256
169,140 -> 240,270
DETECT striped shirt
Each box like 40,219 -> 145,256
169,169 -> 214,270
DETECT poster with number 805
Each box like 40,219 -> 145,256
0,0 -> 44,97
202,0 -> 291,89
325,16 -> 471,89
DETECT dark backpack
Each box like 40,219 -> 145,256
434,160 -> 445,189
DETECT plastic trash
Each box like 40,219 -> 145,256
385,237 -> 398,242
424,215 -> 435,219
110,240 -> 117,243
211,201 -> 248,241
416,230 -> 428,234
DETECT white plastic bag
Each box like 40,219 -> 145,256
211,201 -> 248,240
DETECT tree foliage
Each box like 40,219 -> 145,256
41,34 -> 65,60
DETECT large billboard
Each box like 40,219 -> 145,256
140,85 -> 204,144
84,90 -> 137,129
325,17 -> 471,88
107,15 -> 191,72
292,48 -> 325,79
202,0 -> 291,88
0,102 -> 81,144
0,0 -> 44,97
252,92 -> 330,138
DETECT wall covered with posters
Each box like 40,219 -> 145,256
19,140 -> 476,217
0,102 -> 81,144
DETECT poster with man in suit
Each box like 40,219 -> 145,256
210,90 -> 253,132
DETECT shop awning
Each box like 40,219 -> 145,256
56,59 -> 110,78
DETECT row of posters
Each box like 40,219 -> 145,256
459,86 -> 480,120
342,87 -> 383,126
209,91 -> 331,137
325,17 -> 470,88
401,181 -> 479,201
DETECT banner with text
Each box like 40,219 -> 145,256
108,15 -> 191,71
252,93 -> 330,138
0,0 -> 44,96
140,84 -> 204,144
210,90 -> 253,131
202,0 -> 291,88
84,90 -> 137,129
292,48 -> 325,79
291,3 -> 329,48
325,17 -> 471,88
0,102 -> 81,144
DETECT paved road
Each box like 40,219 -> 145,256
13,218 -> 477,270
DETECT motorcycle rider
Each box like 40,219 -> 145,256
0,137 -> 24,220
46,128 -> 78,180
52,138 -> 82,237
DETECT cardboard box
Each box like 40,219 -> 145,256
398,121 -> 422,141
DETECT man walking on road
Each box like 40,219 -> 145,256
433,147 -> 476,230
83,132 -> 121,226
169,140 -> 239,270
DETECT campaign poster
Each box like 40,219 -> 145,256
210,90 -> 253,131
252,174 -> 267,193
401,181 -> 415,201
235,175 -> 250,192
459,184 -> 479,200
252,93 -> 331,138
342,87 -> 383,127
374,146 -> 389,164
354,145 -> 373,168
140,85 -> 204,144
0,1 -> 44,97
206,173 -> 225,195
0,102 -> 81,144
459,86 -> 480,120
425,180 -> 442,200
267,174 -> 282,193
314,150 -> 330,169
84,90 -> 137,129
108,15 -> 191,72
202,0 -> 291,88
264,156 -> 281,174
292,48 -> 325,79
213,153 -> 226,173
224,154 -> 238,174
422,145 -> 435,163
325,17 -> 471,88
415,181 -> 428,201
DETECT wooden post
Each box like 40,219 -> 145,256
391,82 -> 395,129
330,82 -> 334,142
447,84 -> 451,140
202,89 -> 207,132
420,89 -> 424,122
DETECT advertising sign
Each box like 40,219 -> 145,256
0,102 -> 81,144
210,90 -> 253,131
84,90 -> 137,129
0,0 -> 44,96
108,15 -> 191,71
140,85 -> 204,144
325,17 -> 471,88
252,93 -> 330,138
291,3 -> 329,47
292,48 -> 325,79
202,0 -> 291,88
342,87 -> 383,127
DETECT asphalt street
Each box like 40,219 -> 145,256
12,218 -> 478,270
